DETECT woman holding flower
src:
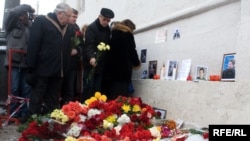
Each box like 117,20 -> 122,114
105,19 -> 141,99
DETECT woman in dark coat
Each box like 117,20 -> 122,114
106,19 -> 140,99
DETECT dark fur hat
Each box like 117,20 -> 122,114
100,8 -> 114,18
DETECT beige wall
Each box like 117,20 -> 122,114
73,0 -> 250,127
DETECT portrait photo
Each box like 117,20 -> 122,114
221,53 -> 236,81
153,107 -> 167,119
148,60 -> 157,79
166,60 -> 178,80
141,70 -> 148,79
195,66 -> 208,81
140,49 -> 147,63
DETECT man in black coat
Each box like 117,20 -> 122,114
26,3 -> 75,115
60,8 -> 84,106
82,8 -> 114,102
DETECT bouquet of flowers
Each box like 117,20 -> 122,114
88,42 -> 110,81
19,92 -> 181,141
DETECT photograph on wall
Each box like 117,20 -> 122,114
140,49 -> 147,63
148,60 -> 157,79
195,66 -> 208,81
221,53 -> 235,81
141,70 -> 148,79
177,59 -> 192,81
166,60 -> 178,80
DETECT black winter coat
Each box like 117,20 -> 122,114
106,23 -> 140,82
68,23 -> 84,71
83,18 -> 111,74
26,13 -> 74,77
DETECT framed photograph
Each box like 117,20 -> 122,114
140,49 -> 147,63
153,107 -> 167,119
221,53 -> 235,81
141,70 -> 147,79
148,60 -> 157,79
166,60 -> 178,80
177,59 -> 192,81
195,66 -> 208,81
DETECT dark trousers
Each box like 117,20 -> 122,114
108,80 -> 130,100
10,67 -> 31,118
82,69 -> 102,102
29,76 -> 62,115
61,70 -> 77,105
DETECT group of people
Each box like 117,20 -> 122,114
4,2 -> 140,123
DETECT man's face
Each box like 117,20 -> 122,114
69,13 -> 78,24
227,62 -> 234,69
58,8 -> 72,25
20,11 -> 29,25
98,15 -> 111,27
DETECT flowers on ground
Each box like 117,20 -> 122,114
88,42 -> 110,81
19,92 -> 208,141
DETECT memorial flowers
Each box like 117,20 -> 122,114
18,92 -> 175,141
18,92 -> 209,141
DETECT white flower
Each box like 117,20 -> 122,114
103,120 -> 114,129
87,109 -> 101,118
67,124 -> 82,137
114,125 -> 122,135
117,114 -> 131,125
97,45 -> 103,51
79,114 -> 87,122
149,126 -> 161,138
100,42 -> 105,46
106,45 -> 110,50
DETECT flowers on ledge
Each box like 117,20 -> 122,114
18,92 -> 209,141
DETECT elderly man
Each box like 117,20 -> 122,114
82,8 -> 114,102
60,8 -> 84,106
26,3 -> 74,115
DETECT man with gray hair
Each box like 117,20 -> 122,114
26,3 -> 77,115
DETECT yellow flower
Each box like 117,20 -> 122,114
99,95 -> 107,102
132,104 -> 141,112
122,104 -> 131,113
65,136 -> 77,141
85,97 -> 97,105
85,92 -> 107,105
106,114 -> 117,123
50,109 -> 69,123
94,92 -> 102,98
